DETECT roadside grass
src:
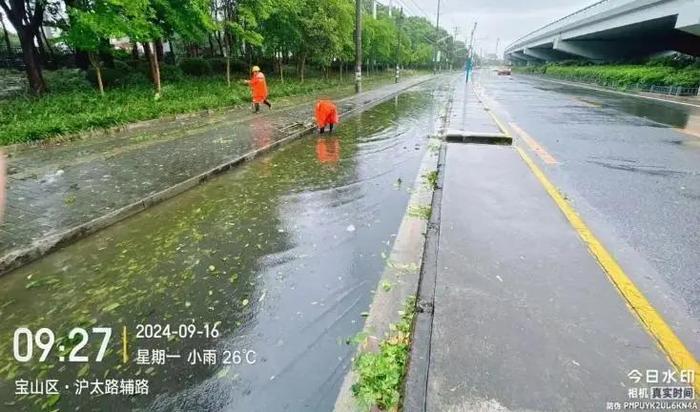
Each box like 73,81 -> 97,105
0,73 -> 397,146
423,170 -> 438,190
352,296 -> 416,411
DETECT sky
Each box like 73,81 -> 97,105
397,0 -> 594,57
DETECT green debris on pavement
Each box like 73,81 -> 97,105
351,296 -> 417,412
408,205 -> 431,220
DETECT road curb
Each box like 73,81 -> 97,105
333,83 -> 452,412
402,141 -> 446,412
0,76 -> 434,276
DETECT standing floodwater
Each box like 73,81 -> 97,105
0,79 -> 450,411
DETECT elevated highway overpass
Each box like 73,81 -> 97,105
505,0 -> 700,63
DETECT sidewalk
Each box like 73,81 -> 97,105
406,80 -> 694,411
0,75 -> 431,274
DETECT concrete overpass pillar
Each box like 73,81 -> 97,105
523,48 -> 562,62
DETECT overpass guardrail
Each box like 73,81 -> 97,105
506,0 -> 634,52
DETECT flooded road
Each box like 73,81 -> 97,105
0,79 -> 449,411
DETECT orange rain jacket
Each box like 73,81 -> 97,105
315,100 -> 339,128
249,72 -> 268,103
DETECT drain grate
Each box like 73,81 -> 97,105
443,129 -> 512,145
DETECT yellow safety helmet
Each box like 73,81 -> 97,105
252,66 -> 261,72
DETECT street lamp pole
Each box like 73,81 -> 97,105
466,21 -> 477,83
395,7 -> 403,83
433,0 -> 441,74
355,0 -> 362,93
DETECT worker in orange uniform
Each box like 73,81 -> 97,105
244,66 -> 271,113
315,99 -> 339,134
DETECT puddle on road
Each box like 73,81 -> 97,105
0,82 -> 448,411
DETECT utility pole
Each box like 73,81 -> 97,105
395,7 -> 403,83
451,26 -> 459,71
495,37 -> 500,60
432,0 -> 441,74
466,22 -> 477,83
468,22 -> 477,59
355,0 -> 362,93
372,0 -> 377,18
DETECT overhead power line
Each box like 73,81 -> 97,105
404,0 -> 432,22
391,0 -> 421,19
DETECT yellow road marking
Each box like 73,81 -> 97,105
486,109 -> 511,138
517,146 -> 700,393
471,86 -> 511,138
510,122 -> 559,165
122,326 -> 128,364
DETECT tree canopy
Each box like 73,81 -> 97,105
3,0 -> 461,95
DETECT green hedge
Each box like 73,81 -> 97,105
514,64 -> 700,88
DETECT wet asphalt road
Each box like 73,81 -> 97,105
476,71 -> 700,333
0,78 -> 449,412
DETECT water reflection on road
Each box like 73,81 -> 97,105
0,79 -> 448,411
532,80 -> 700,137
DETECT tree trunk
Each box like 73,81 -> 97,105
89,53 -> 104,96
185,42 -> 195,58
99,39 -> 114,68
223,34 -> 231,87
143,41 -> 161,96
17,28 -> 45,95
152,49 -> 161,96
340,62 -> 343,82
300,53 -> 306,83
40,25 -> 54,59
207,33 -> 215,57
35,28 -> 47,63
215,31 -> 224,56
225,31 -> 233,58
226,56 -> 231,87
155,38 -> 165,63
278,52 -> 284,82
168,40 -> 176,64
131,42 -> 139,60
0,15 -> 11,55
143,42 -> 155,82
